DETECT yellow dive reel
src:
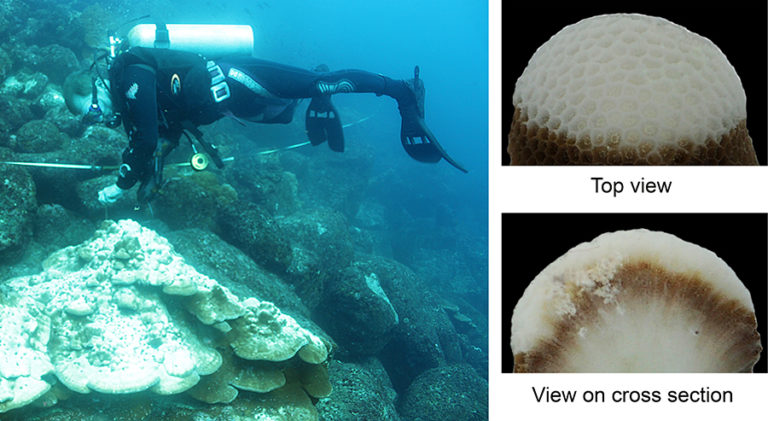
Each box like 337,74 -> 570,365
190,153 -> 210,171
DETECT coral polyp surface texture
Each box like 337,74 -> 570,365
510,229 -> 762,372
0,220 -> 330,417
508,13 -> 758,165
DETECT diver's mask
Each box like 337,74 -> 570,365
82,77 -> 121,128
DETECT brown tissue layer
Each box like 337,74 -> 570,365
507,106 -> 758,165
513,261 -> 762,372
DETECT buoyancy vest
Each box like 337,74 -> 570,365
109,47 -> 221,128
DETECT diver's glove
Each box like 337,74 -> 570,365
98,184 -> 125,205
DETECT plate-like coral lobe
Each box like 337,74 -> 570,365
0,219 -> 330,417
510,229 -> 761,372
508,14 -> 758,165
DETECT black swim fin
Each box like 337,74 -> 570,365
306,95 -> 344,152
400,66 -> 468,173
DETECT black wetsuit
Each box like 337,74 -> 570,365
108,47 -> 417,189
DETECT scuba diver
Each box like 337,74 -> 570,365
61,24 -> 466,206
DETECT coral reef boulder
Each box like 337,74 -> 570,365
278,207 -> 354,309
398,364 -> 488,421
12,120 -> 66,153
29,85 -> 80,137
75,175 -> 136,219
28,126 -> 125,209
281,147 -> 372,219
316,359 -> 401,421
227,156 -> 301,216
355,256 -> 463,392
154,170 -> 238,231
2,1 -> 80,53
0,220 -> 331,418
0,95 -> 34,147
75,5 -> 110,50
1,72 -> 48,99
0,165 -> 37,264
165,228 -> 308,317
67,126 -> 127,166
315,263 -> 399,357
24,44 -> 79,85
0,47 -> 11,80
32,204 -> 95,255
216,200 -> 293,273
398,229 -> 488,310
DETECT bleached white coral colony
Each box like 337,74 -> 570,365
508,14 -> 758,165
510,229 -> 762,372
0,220 -> 330,418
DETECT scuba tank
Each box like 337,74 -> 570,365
125,24 -> 254,58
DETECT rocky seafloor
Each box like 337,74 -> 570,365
0,1 -> 488,420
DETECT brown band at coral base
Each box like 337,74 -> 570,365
507,107 -> 758,165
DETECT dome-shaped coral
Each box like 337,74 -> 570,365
0,220 -> 330,418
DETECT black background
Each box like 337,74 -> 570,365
501,213 -> 768,373
501,0 -> 768,165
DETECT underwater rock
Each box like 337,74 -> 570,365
278,207 -> 354,310
0,220 -> 330,417
31,85 -> 81,137
12,120 -> 66,153
216,200 -> 293,273
0,242 -> 48,283
228,156 -> 301,216
27,126 -> 124,209
43,104 -> 82,138
354,256 -> 463,392
458,331 -> 489,381
2,382 -> 323,420
281,148 -> 372,219
76,175 -> 136,219
354,198 -> 390,230
165,228 -> 309,317
350,199 -> 397,256
76,5 -> 109,50
32,204 -> 95,255
443,299 -> 489,379
0,95 -> 34,147
316,358 -> 401,421
3,0 -> 81,53
398,364 -> 488,421
0,47 -> 11,80
68,125 -> 128,166
0,165 -> 37,264
0,147 -> 11,161
398,231 -> 488,310
349,223 -> 393,257
154,170 -> 238,231
1,72 -> 48,99
24,44 -> 79,85
1,392 -> 160,421
33,85 -> 66,113
183,382 -> 322,420
315,263 -> 398,357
